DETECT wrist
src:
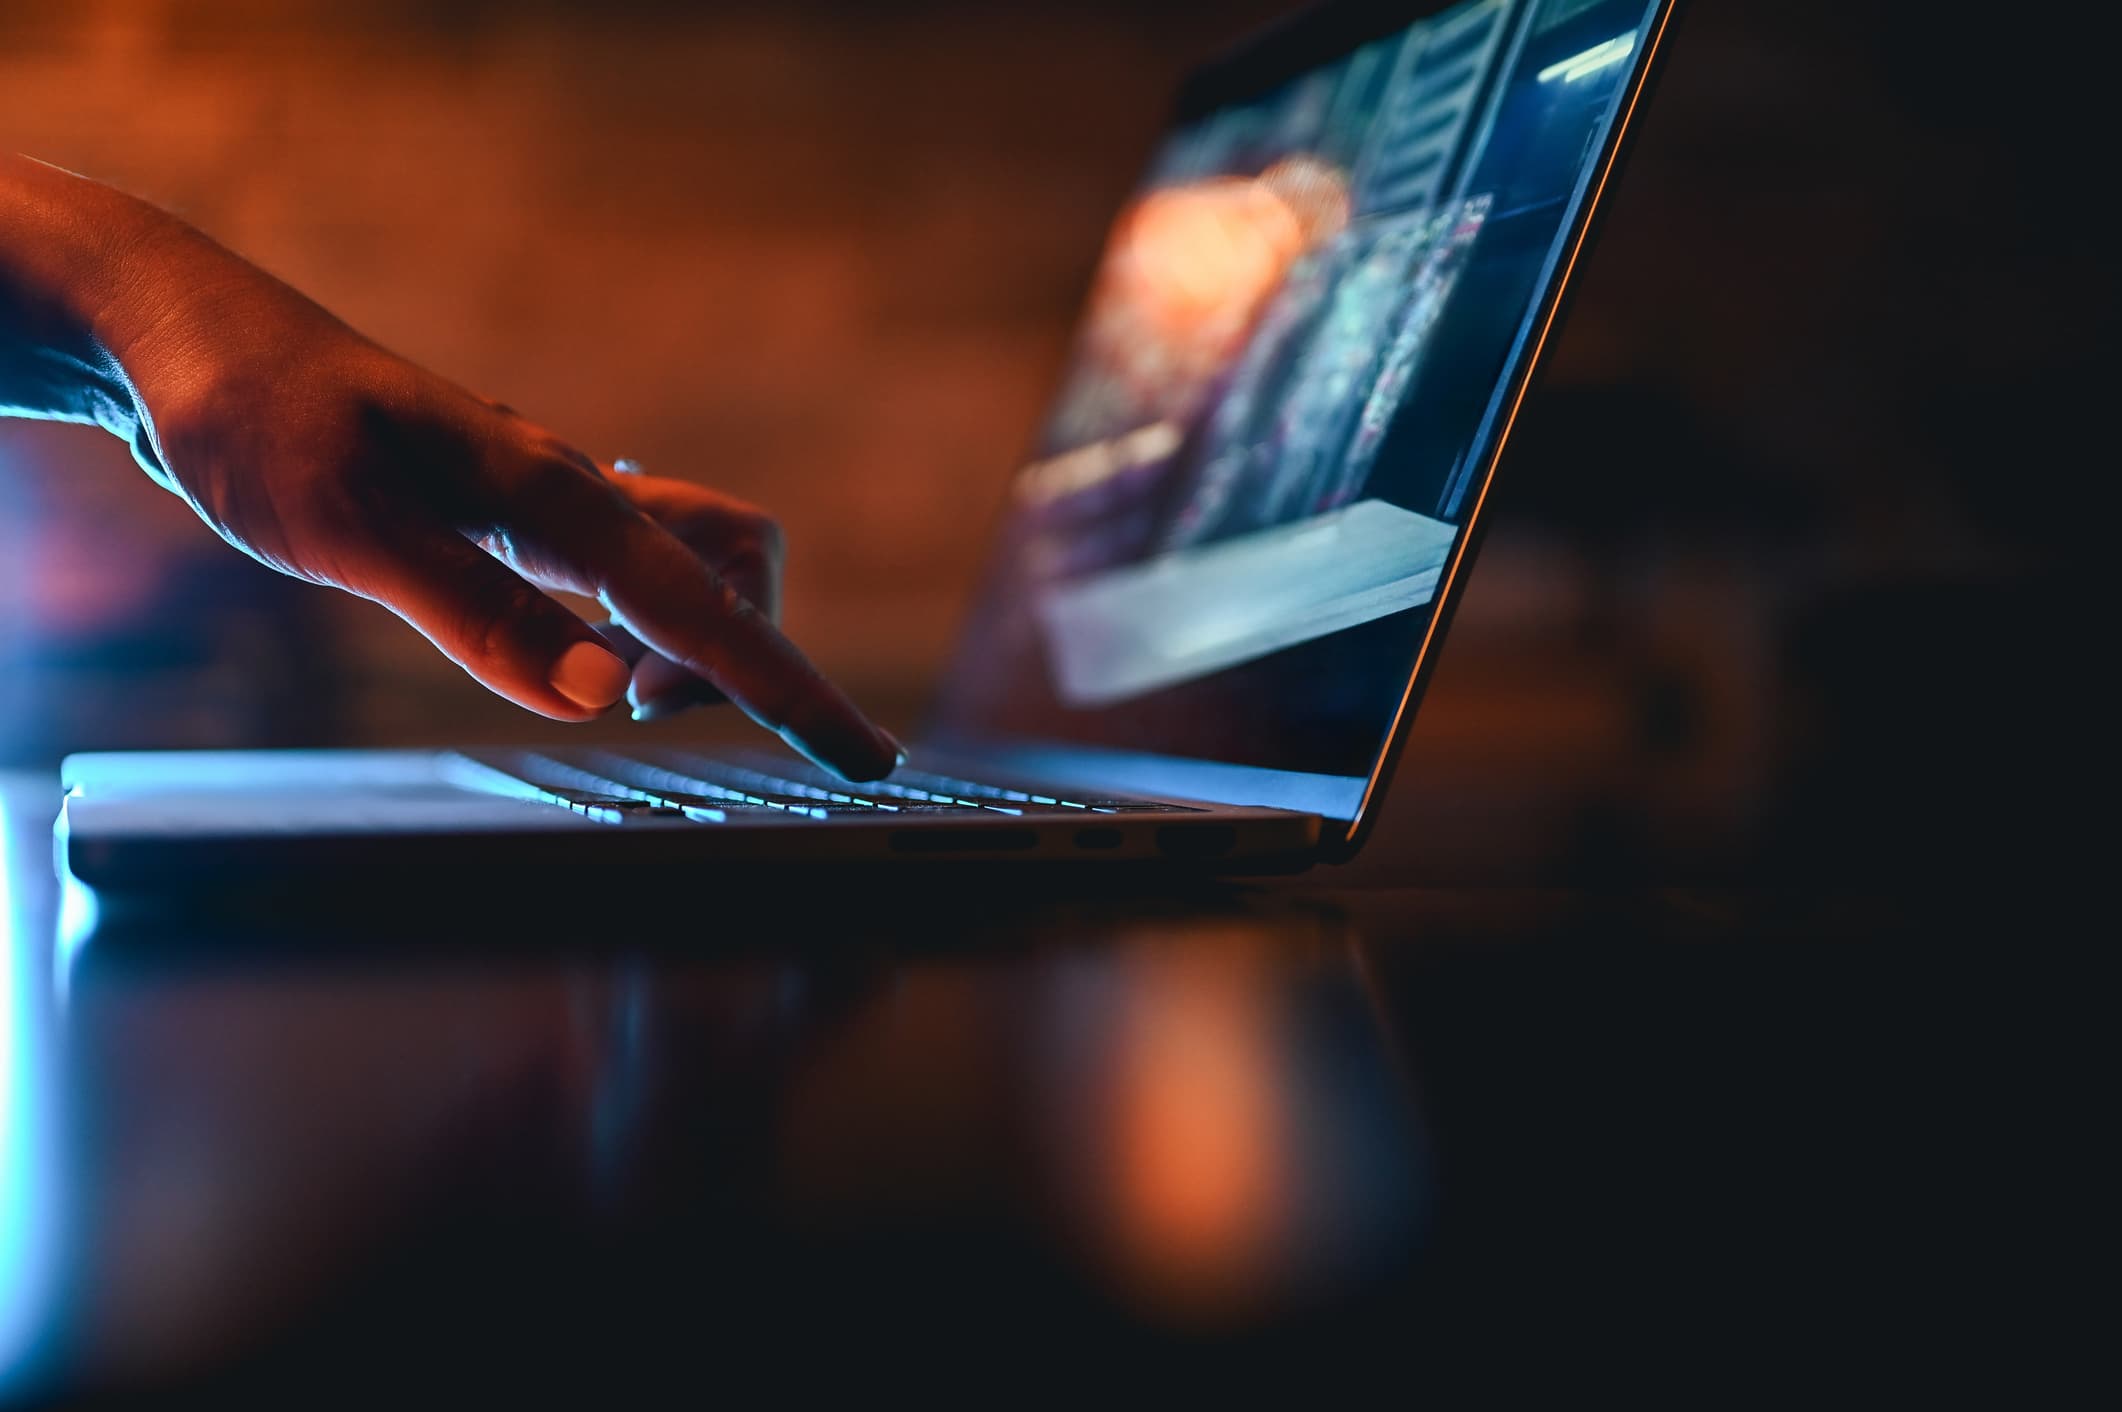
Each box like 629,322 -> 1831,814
0,156 -> 240,453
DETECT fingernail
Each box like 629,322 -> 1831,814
550,641 -> 630,711
870,726 -> 912,772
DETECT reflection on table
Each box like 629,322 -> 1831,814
1,774 -> 2003,1396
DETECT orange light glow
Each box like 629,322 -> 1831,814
1109,178 -> 1304,341
1103,946 -> 1285,1314
1057,161 -> 1351,446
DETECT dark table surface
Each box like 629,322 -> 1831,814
0,769 -> 2044,1399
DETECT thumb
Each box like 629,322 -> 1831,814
358,524 -> 631,720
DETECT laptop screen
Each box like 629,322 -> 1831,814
931,0 -> 1665,810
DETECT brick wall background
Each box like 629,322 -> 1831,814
2,0 -> 1281,743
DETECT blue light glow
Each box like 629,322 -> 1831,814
52,873 -> 99,1012
1,794 -> 58,1391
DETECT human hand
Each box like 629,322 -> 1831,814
112,237 -> 901,779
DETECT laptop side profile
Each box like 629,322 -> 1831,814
59,0 -> 1676,891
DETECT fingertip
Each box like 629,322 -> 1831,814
780,722 -> 904,782
781,729 -> 873,782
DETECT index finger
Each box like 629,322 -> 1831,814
503,467 -> 903,780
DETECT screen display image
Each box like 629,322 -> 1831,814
935,0 -> 1662,788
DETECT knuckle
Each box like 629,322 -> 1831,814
728,550 -> 771,590
456,570 -> 550,661
516,450 -> 637,532
749,512 -> 787,560
513,453 -> 595,506
671,583 -> 750,665
722,587 -> 763,625
521,432 -> 602,479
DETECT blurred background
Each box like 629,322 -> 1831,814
0,0 -> 2104,883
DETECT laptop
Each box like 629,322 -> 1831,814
58,0 -> 1675,893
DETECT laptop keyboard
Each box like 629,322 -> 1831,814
448,747 -> 1196,825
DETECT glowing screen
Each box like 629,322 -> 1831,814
935,0 -> 1660,788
